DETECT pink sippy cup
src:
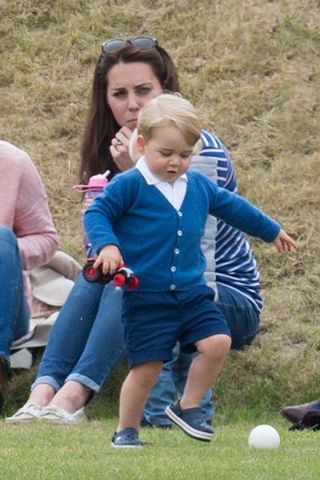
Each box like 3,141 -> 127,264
72,170 -> 110,254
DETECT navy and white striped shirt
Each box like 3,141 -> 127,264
199,130 -> 262,313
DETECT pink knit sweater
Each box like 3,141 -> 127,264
0,141 -> 58,270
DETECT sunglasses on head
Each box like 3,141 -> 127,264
101,36 -> 157,54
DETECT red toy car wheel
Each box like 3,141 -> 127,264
83,263 -> 102,283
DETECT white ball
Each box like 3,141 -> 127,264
248,424 -> 280,449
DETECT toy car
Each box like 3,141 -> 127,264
82,259 -> 139,289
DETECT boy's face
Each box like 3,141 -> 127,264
137,125 -> 194,183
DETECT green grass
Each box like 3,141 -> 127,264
1,418 -> 319,479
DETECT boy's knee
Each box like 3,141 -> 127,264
131,361 -> 163,385
197,334 -> 231,358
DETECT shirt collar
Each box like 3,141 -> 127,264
135,156 -> 188,186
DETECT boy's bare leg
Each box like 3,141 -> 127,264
117,360 -> 163,431
180,334 -> 231,409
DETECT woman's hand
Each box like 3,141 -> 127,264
93,245 -> 123,275
273,229 -> 297,252
110,126 -> 135,172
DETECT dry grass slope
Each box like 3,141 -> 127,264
1,0 -> 320,416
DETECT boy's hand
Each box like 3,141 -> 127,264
273,229 -> 297,252
93,245 -> 123,275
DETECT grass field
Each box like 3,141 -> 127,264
1,418 -> 319,479
1,1 -> 320,475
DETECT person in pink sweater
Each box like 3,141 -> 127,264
0,140 -> 58,408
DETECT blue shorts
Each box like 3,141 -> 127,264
122,285 -> 231,368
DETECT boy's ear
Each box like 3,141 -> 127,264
136,135 -> 145,154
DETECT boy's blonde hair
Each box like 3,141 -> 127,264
129,93 -> 201,161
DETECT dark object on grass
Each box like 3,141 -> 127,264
289,406 -> 320,431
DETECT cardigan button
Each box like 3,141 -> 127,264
174,248 -> 180,255
170,284 -> 176,290
171,266 -> 176,272
177,230 -> 183,236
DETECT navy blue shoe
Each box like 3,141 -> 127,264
111,428 -> 144,448
165,401 -> 213,441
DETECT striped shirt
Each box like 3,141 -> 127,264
199,130 -> 262,313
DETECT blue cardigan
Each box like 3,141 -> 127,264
84,169 -> 280,292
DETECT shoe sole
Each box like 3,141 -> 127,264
5,416 -> 39,425
111,442 -> 144,449
39,416 -> 86,425
165,405 -> 213,441
39,417 -> 72,425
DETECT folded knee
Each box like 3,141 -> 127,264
0,226 -> 18,247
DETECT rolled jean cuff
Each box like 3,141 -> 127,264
65,373 -> 100,394
31,375 -> 61,393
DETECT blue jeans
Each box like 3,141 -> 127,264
32,275 -> 125,393
0,226 -> 30,362
218,283 -> 260,350
143,283 -> 260,425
